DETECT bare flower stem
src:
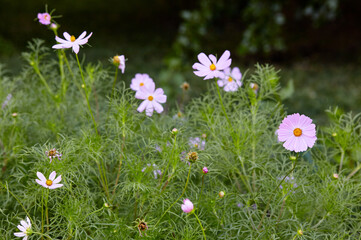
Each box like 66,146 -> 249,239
193,212 -> 207,240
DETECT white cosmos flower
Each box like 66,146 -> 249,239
130,73 -> 154,92
14,217 -> 32,240
36,171 -> 63,189
135,81 -> 167,117
52,31 -> 93,54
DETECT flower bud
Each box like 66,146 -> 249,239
202,167 -> 208,174
172,128 -> 178,135
181,199 -> 194,213
187,152 -> 198,163
12,113 -> 18,117
202,133 -> 207,139
50,23 -> 58,30
289,156 -> 297,161
219,191 -> 225,198
332,132 -> 337,137
104,203 -> 110,208
333,173 -> 339,179
297,229 -> 303,236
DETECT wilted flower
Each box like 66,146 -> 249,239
135,82 -> 167,117
192,50 -> 232,80
250,83 -> 259,94
277,113 -> 317,152
202,167 -> 208,174
189,137 -> 205,150
113,55 -> 125,73
180,82 -> 190,91
136,219 -> 148,237
14,217 -> 32,239
46,148 -> 62,163
36,171 -> 63,189
181,199 -> 194,213
187,151 -> 198,163
130,73 -> 154,92
219,191 -> 225,198
52,31 -> 93,54
37,13 -> 51,25
141,164 -> 162,179
2,93 -> 12,109
217,67 -> 242,92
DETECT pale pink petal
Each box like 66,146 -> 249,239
137,100 -> 148,113
63,32 -> 71,41
78,31 -> 87,40
209,54 -> 217,64
17,225 -> 26,232
135,90 -> 147,100
24,236 -> 28,240
49,171 -> 56,181
52,43 -> 70,49
72,44 -> 80,54
204,71 -> 217,80
26,217 -> 31,227
37,172 -> 46,182
304,136 -> 317,147
277,128 -> 293,142
155,94 -> 167,103
197,53 -> 211,66
223,67 -> 231,76
283,136 -> 297,152
49,184 -> 63,189
14,232 -> 26,237
146,81 -> 155,92
294,137 -> 308,152
53,175 -> 62,184
55,36 -> 69,44
145,103 -> 154,116
231,67 -> 242,81
153,101 -> 164,113
217,80 -> 225,87
192,63 -> 208,71
154,88 -> 164,96
20,220 -> 28,229
193,70 -> 208,77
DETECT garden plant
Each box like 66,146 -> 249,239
1,8 -> 361,240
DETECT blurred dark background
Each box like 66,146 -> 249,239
1,0 -> 360,122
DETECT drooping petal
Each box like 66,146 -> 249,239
52,43 -> 71,49
17,225 -> 26,232
137,100 -> 148,113
72,44 -> 80,54
153,101 -> 164,113
55,36 -> 69,44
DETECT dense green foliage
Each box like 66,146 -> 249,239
0,37 -> 361,240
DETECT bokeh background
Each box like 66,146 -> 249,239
1,0 -> 360,123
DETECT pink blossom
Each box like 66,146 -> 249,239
35,171 -> 63,189
217,67 -> 242,92
277,113 -> 317,152
181,199 -> 194,213
37,13 -> 51,25
52,31 -> 93,54
130,73 -> 154,92
135,82 -> 167,116
192,50 -> 232,80
202,167 -> 208,174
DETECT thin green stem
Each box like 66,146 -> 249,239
32,65 -> 53,96
257,160 -> 298,229
0,181 -> 33,224
155,164 -> 192,227
347,164 -> 361,180
45,189 -> 49,232
41,189 -> 44,240
200,175 -> 205,200
338,148 -> 345,173
215,79 -> 232,130
75,54 -> 99,135
160,136 -> 177,189
193,212 -> 207,240
111,67 -> 118,99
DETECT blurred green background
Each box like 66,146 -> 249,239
0,0 -> 360,123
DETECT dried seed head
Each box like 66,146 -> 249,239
180,82 -> 190,91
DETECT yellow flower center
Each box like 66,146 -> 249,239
148,96 -> 154,101
44,15 -> 49,20
293,128 -> 302,137
113,56 -> 120,64
140,82 -> 144,86
46,180 -> 53,186
194,144 -> 198,148
70,35 -> 76,42
48,149 -> 56,157
210,64 -> 216,71
228,77 -> 233,82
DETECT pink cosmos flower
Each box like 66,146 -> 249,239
113,55 -> 125,73
202,167 -> 208,174
277,113 -> 317,152
52,31 -> 93,54
37,13 -> 51,25
189,137 -> 205,150
130,73 -> 154,92
135,82 -> 167,116
36,171 -> 63,189
181,199 -> 194,213
192,50 -> 232,80
217,67 -> 242,92
14,217 -> 32,239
